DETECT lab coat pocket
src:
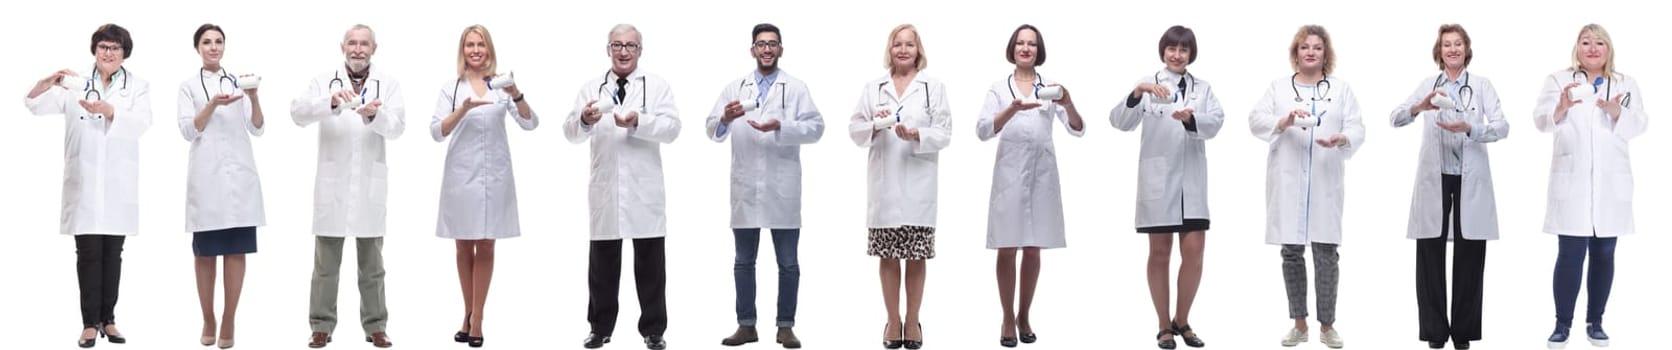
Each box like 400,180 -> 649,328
1138,157 -> 1169,200
369,163 -> 390,213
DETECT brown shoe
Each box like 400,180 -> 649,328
365,332 -> 394,348
720,326 -> 758,346
307,332 -> 331,348
777,327 -> 802,349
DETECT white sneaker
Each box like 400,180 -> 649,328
1280,328 -> 1308,347
1320,328 -> 1345,348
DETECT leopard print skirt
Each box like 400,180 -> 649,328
867,225 -> 936,260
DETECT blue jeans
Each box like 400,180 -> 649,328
1553,235 -> 1616,326
734,228 -> 800,327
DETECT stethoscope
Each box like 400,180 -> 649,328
596,70 -> 649,113
1432,71 -> 1476,113
877,80 -> 931,119
1153,70 -> 1196,103
739,78 -> 788,110
1290,72 -> 1332,103
1571,70 -> 1633,108
198,68 -> 243,103
80,65 -> 130,101
329,70 -> 382,102
449,76 -> 510,112
1005,73 -> 1046,100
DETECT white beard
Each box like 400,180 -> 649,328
347,60 -> 370,72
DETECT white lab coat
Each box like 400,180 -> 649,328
23,68 -> 152,236
1248,75 -> 1365,245
704,71 -> 824,229
976,75 -> 1083,249
563,70 -> 681,241
289,66 -> 406,238
1110,70 -> 1226,229
1533,70 -> 1648,237
430,79 -> 539,240
1389,71 -> 1508,240
847,74 -> 953,229
178,69 -> 266,233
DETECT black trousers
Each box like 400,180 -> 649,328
75,235 -> 126,328
587,237 -> 667,337
1416,174 -> 1487,342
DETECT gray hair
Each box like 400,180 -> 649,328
343,24 -> 376,45
609,23 -> 640,44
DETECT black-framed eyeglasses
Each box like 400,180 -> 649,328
753,40 -> 781,49
608,42 -> 641,52
96,44 -> 124,53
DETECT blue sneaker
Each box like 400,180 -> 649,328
1586,323 -> 1610,347
1547,325 -> 1570,349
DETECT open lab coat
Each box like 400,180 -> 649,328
1389,71 -> 1508,240
290,65 -> 406,237
1109,70 -> 1225,229
704,71 -> 824,229
1248,75 -> 1364,245
178,68 -> 266,233
1533,70 -> 1648,237
23,67 -> 152,236
430,79 -> 539,240
847,74 -> 953,229
563,70 -> 681,241
976,75 -> 1083,249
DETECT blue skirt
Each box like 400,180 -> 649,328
193,227 -> 258,257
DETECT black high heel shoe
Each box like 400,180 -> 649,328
1000,336 -> 1018,348
454,330 -> 469,343
79,328 -> 97,348
882,323 -> 904,349
98,323 -> 126,344
468,336 -> 485,348
1171,321 -> 1204,348
1157,329 -> 1177,349
903,323 -> 923,350
1020,331 -> 1037,344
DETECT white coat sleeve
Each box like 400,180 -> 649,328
1534,75 -> 1566,133
848,87 -> 877,148
366,79 -> 406,139
1608,79 -> 1647,140
627,81 -> 679,144
774,84 -> 824,145
507,93 -> 539,131
705,84 -> 734,142
914,82 -> 952,154
1390,79 -> 1429,128
1248,85 -> 1284,142
1335,85 -> 1366,159
290,76 -> 335,127
563,85 -> 595,144
1109,79 -> 1149,132
178,82 -> 204,141
243,93 -> 264,137
429,83 -> 453,142
1187,84 -> 1224,140
1054,101 -> 1084,137
975,88 -> 1003,141
23,86 -> 71,116
1468,80 -> 1508,143
107,81 -> 152,141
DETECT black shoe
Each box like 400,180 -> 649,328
1454,340 -> 1470,349
1170,322 -> 1203,348
644,335 -> 667,350
1157,329 -> 1177,349
902,323 -> 922,350
454,330 -> 469,343
1428,340 -> 1446,349
1019,332 -> 1036,344
96,323 -> 126,344
584,333 -> 612,349
1000,336 -> 1018,348
79,329 -> 97,348
883,323 -> 904,349
467,336 -> 484,348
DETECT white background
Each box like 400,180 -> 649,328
1,0 -> 1665,349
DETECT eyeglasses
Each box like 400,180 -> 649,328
752,40 -> 781,49
608,42 -> 641,53
96,44 -> 124,53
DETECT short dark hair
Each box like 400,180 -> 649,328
90,24 -> 133,59
193,24 -> 224,48
752,23 -> 780,43
1158,25 -> 1198,64
1005,24 -> 1045,66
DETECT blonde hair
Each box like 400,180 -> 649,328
1569,23 -> 1616,78
883,24 -> 927,72
455,24 -> 497,78
1287,25 -> 1336,76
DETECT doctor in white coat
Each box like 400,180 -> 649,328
1248,25 -> 1362,350
178,24 -> 266,349
564,24 -> 680,350
975,24 -> 1084,348
1533,24 -> 1647,349
430,24 -> 537,348
1388,24 -> 1507,350
288,24 -> 403,348
24,24 -> 152,347
848,23 -> 951,350
1110,25 -> 1223,350
707,23 -> 821,348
